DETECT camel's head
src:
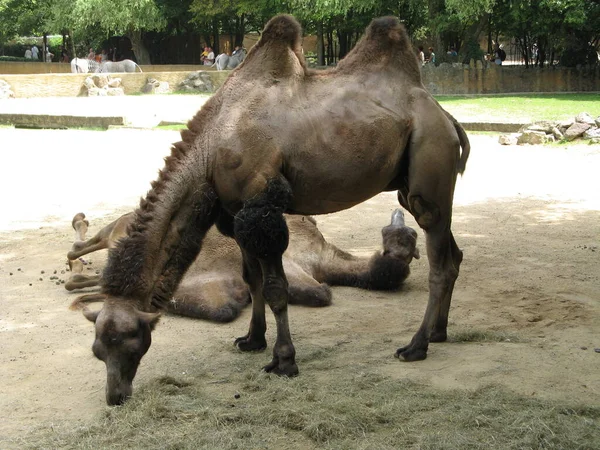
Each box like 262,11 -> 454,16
82,299 -> 160,405
381,209 -> 420,263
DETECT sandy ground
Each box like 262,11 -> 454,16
0,129 -> 599,444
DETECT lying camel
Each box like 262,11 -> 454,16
67,210 -> 419,322
81,15 -> 470,405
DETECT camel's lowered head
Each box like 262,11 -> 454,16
82,298 -> 160,405
381,209 -> 420,264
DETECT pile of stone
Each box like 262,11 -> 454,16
179,71 -> 214,93
500,112 -> 600,145
82,74 -> 124,96
0,79 -> 15,99
141,77 -> 170,94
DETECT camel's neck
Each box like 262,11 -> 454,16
101,148 -> 218,310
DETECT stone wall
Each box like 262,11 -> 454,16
0,61 -> 598,97
422,61 -> 599,95
0,71 -> 230,98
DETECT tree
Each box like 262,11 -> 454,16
45,0 -> 166,64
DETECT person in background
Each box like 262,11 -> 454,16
204,47 -> 215,66
417,46 -> 425,66
31,45 -> 39,60
60,47 -> 69,63
24,48 -> 32,59
87,48 -> 95,60
427,47 -> 436,65
493,43 -> 503,65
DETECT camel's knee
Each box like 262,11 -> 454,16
234,178 -> 292,258
263,277 -> 289,314
409,195 -> 441,230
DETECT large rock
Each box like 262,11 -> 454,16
522,121 -> 554,134
517,130 -> 554,145
179,71 -> 214,93
0,79 -> 14,99
83,75 -> 123,96
552,127 -> 564,141
142,78 -> 171,94
564,122 -> 591,141
91,74 -> 110,89
499,134 -> 518,145
583,127 -> 600,140
575,112 -> 595,125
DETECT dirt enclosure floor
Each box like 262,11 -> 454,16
0,129 -> 599,446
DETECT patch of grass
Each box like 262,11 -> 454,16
450,328 -> 524,343
436,93 -> 600,123
155,124 -> 187,131
18,362 -> 599,450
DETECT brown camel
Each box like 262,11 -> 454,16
67,210 -> 419,320
81,14 -> 470,405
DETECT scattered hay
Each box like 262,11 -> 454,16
17,362 -> 599,450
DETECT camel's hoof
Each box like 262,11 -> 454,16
263,359 -> 299,377
430,331 -> 448,343
235,336 -> 267,352
395,345 -> 428,362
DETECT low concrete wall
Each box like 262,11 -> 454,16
1,61 -> 598,97
0,71 -> 230,98
422,61 -> 600,95
0,62 -> 210,74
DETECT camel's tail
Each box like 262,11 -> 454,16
454,120 -> 470,175
435,99 -> 470,175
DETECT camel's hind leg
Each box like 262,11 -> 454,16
233,178 -> 298,376
395,118 -> 463,361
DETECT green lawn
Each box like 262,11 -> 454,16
436,93 -> 600,123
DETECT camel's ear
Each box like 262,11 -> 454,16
82,307 -> 100,323
413,247 -> 421,260
137,311 -> 161,330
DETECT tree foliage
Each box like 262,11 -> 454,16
0,0 -> 597,67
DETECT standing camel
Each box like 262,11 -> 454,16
80,14 -> 470,405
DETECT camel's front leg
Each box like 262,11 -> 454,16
234,250 -> 268,351
233,178 -> 298,376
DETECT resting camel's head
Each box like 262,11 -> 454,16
82,299 -> 160,405
381,209 -> 420,263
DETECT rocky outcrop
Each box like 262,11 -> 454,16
142,78 -> 170,94
82,75 -> 124,97
499,112 -> 600,145
179,71 -> 214,93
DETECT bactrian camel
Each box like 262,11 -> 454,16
80,14 -> 470,405
67,211 -> 420,322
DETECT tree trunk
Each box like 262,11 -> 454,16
68,29 -> 75,59
212,18 -> 220,55
42,33 -> 48,62
128,29 -> 151,64
235,14 -> 245,47
316,22 -> 325,66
